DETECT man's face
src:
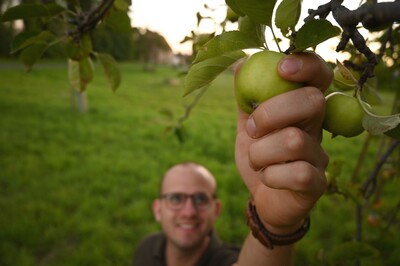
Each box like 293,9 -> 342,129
153,164 -> 221,250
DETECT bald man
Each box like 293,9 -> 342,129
133,162 -> 239,266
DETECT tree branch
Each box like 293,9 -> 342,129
305,1 -> 400,88
69,0 -> 115,42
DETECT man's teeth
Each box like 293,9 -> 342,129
180,224 -> 196,229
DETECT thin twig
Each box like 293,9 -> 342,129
362,139 -> 400,199
176,85 -> 209,128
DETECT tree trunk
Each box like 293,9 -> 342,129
70,87 -> 88,113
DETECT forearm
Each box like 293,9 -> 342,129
235,233 -> 295,266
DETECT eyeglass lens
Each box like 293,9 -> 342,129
161,192 -> 213,210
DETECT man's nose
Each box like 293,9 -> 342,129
180,197 -> 197,214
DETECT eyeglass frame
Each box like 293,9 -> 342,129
159,192 -> 217,211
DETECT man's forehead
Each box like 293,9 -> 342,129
161,164 -> 216,191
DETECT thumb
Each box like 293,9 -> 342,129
278,52 -> 333,92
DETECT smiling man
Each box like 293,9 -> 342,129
133,162 -> 239,266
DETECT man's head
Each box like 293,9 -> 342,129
153,162 -> 222,251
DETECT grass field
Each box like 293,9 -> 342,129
0,61 -> 398,265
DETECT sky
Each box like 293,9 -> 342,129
129,0 -> 229,55
129,0 -> 376,62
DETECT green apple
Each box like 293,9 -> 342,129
235,50 -> 301,114
323,92 -> 365,137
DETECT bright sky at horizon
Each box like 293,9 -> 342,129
129,0 -> 379,62
129,0 -> 229,55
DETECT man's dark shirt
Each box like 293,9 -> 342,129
132,231 -> 240,266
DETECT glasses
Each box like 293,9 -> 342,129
160,192 -> 216,211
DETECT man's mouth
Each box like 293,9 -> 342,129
178,223 -> 198,230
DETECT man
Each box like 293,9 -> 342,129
133,51 -> 332,265
133,162 -> 239,265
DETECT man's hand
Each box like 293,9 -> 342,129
235,52 -> 333,233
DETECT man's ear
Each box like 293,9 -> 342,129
153,199 -> 161,222
214,199 -> 222,218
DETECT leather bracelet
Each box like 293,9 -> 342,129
246,199 -> 310,249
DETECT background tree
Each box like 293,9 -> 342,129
0,0 -> 132,112
135,29 -> 173,71
0,0 -> 176,111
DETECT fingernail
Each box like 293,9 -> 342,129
279,58 -> 302,74
246,116 -> 256,137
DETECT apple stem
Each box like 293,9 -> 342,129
251,102 -> 259,110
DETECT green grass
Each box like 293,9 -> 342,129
0,61 -> 398,265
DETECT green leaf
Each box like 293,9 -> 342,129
385,124 -> 400,139
114,0 -> 131,11
358,92 -> 400,136
238,16 -> 266,46
226,0 -> 277,26
64,34 -> 93,60
12,32 -> 38,53
362,112 -> 400,136
67,57 -> 95,92
293,19 -> 341,52
275,0 -> 301,36
43,3 -> 66,17
225,0 -> 246,17
19,43 -> 48,71
325,241 -> 379,264
1,4 -> 49,22
184,50 -> 246,96
336,60 -> 358,84
193,31 -> 260,64
79,57 -> 94,92
96,53 -> 121,92
361,78 -> 383,106
68,59 -> 81,92
12,31 -> 57,54
174,125 -> 188,143
192,33 -> 215,53
14,29 -> 60,69
104,9 -> 132,34
54,0 -> 68,9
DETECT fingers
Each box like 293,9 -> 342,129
248,126 -> 329,196
278,52 -> 333,92
261,160 -> 328,197
248,126 -> 327,171
246,87 -> 326,140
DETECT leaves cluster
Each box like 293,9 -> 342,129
0,0 -> 131,92
184,0 -> 399,140
184,0 -> 341,97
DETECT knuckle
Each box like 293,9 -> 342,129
302,87 -> 326,122
322,150 -> 330,168
254,103 -> 273,129
323,63 -> 334,88
294,163 -> 314,187
305,87 -> 326,112
248,142 -> 263,170
283,127 -> 306,153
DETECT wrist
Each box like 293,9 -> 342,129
246,199 -> 310,249
262,217 -> 306,236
